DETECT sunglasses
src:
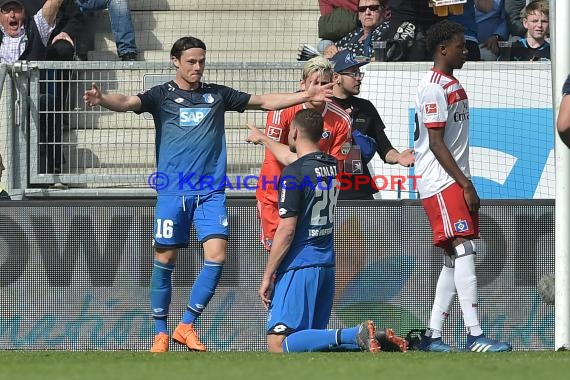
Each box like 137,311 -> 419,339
339,71 -> 365,79
358,4 -> 383,12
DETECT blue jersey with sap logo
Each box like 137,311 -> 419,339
136,81 -> 251,195
276,152 -> 339,274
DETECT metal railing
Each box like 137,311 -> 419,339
5,61 -> 304,197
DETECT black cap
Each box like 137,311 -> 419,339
0,0 -> 25,9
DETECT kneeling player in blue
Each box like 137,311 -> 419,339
83,36 -> 335,353
258,109 -> 386,353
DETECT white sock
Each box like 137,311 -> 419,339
429,265 -> 456,338
454,244 -> 480,332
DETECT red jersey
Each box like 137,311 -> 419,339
256,102 -> 351,204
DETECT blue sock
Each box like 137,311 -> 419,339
327,327 -> 361,351
340,326 -> 359,345
282,329 -> 339,352
150,260 -> 174,334
182,260 -> 223,324
282,327 -> 362,352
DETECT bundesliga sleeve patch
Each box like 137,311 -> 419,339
425,103 -> 438,115
267,126 -> 282,141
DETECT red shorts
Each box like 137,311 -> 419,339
421,182 -> 479,249
257,200 -> 279,251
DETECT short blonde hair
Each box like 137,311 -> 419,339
302,56 -> 333,81
520,0 -> 549,20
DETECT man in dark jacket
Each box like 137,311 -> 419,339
0,0 -> 64,63
23,0 -> 83,60
1,0 -> 69,180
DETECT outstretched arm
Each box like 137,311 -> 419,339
246,82 -> 333,111
245,124 -> 297,165
42,0 -> 65,27
83,83 -> 142,112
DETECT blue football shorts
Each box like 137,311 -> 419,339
153,191 -> 228,248
266,266 -> 335,335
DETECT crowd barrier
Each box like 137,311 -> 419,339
0,61 -> 555,199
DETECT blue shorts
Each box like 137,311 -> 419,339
153,191 -> 228,248
267,266 -> 335,335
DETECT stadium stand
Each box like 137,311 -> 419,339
88,0 -> 320,62
27,0 -> 321,189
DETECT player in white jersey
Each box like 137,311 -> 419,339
413,20 -> 512,353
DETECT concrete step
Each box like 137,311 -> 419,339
130,10 -> 319,32
129,0 -> 318,11
66,128 -> 264,170
94,29 -> 318,52
88,49 -> 304,62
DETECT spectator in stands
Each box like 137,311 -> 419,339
83,36 -> 334,353
504,0 -> 527,38
24,0 -> 82,60
448,0 -> 492,61
25,2 -> 84,175
0,0 -> 64,63
320,0 -> 358,16
381,0 -> 447,61
329,49 -> 414,200
510,0 -> 549,61
475,0 -> 509,61
0,152 -> 10,200
317,0 -> 358,54
75,0 -> 137,61
557,75 -> 570,149
323,0 -> 390,59
0,0 -> 67,182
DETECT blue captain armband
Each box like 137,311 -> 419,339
351,129 -> 377,164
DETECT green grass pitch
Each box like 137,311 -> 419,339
1,351 -> 569,380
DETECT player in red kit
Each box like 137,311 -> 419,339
254,56 -> 351,251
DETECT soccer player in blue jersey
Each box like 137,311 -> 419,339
83,36 -> 334,353
259,108 -> 380,353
